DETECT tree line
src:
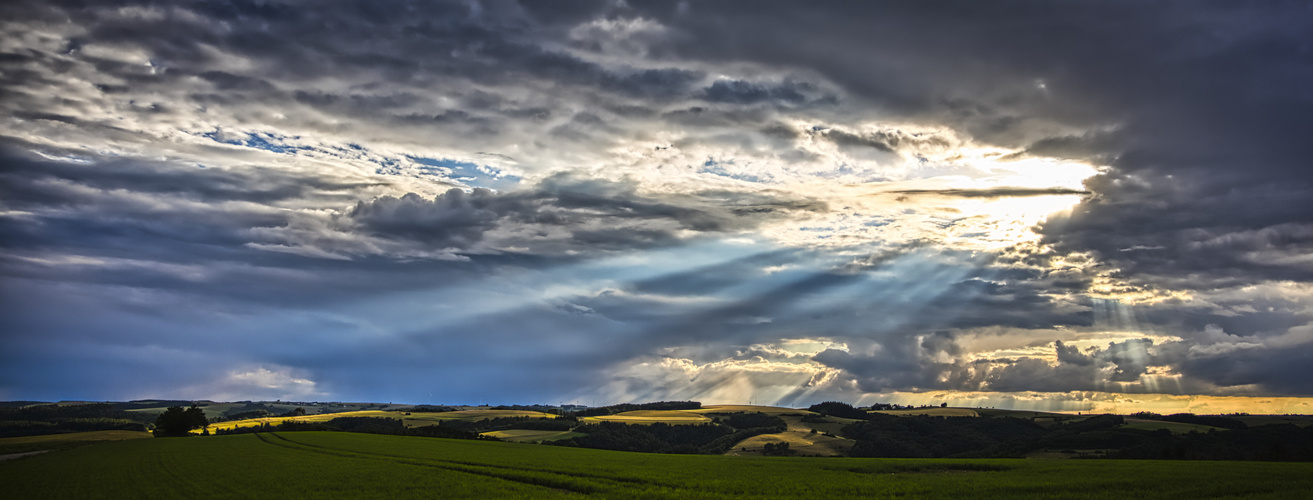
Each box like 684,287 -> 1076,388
811,401 -> 1313,462
0,403 -> 151,438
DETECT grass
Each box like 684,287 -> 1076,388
3,431 -> 1312,498
873,408 -> 981,417
201,408 -> 559,434
1121,418 -> 1222,434
728,430 -> 853,457
0,430 -> 151,455
974,408 -> 1074,419
481,429 -> 585,442
200,410 -> 398,433
397,409 -> 556,428
722,412 -> 858,456
583,410 -> 713,425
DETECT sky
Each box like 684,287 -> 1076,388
2,1 -> 1313,413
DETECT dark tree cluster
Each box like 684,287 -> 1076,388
800,414 -> 832,424
1111,424 -> 1313,461
220,410 -> 271,422
214,405 -> 306,423
807,402 -> 870,420
843,413 -> 1045,458
761,442 -> 794,456
0,403 -> 151,438
1060,414 -> 1125,432
115,400 -> 211,410
219,403 -> 284,419
552,412 -> 788,455
153,406 -> 210,437
552,422 -> 733,454
406,405 -> 457,413
865,403 -> 913,411
0,401 -> 50,408
836,411 -> 1313,462
437,416 -> 574,433
1131,412 -> 1249,430
714,412 -> 788,430
492,404 -> 565,414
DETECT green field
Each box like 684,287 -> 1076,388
204,408 -> 558,433
481,429 -> 585,442
3,431 -> 1312,498
1121,418 -> 1222,434
872,407 -> 981,417
0,430 -> 151,455
583,410 -> 713,425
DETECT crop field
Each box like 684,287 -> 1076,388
399,409 -> 557,427
430,409 -> 558,420
481,429 -> 585,442
974,408 -> 1073,419
3,431 -> 1312,498
728,430 -> 853,457
723,412 -> 859,456
201,410 -> 398,433
203,409 -> 558,434
0,430 -> 150,455
1121,418 -> 1222,434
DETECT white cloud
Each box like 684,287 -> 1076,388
183,366 -> 325,402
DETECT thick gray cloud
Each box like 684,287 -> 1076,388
2,0 -> 1312,406
330,174 -> 826,256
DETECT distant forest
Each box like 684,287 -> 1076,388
0,403 -> 152,438
813,402 -> 1313,461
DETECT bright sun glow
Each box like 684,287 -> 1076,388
754,153 -> 1098,252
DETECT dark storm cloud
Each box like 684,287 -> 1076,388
1173,342 -> 1313,395
328,173 -> 827,257
805,126 -> 957,158
700,79 -> 831,107
0,144 -> 521,313
1041,176 -> 1313,288
0,142 -> 379,207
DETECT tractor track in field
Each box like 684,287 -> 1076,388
0,450 -> 49,461
252,432 -> 665,495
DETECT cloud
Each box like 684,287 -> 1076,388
255,173 -> 827,260
182,366 -> 325,402
2,0 -> 1312,406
